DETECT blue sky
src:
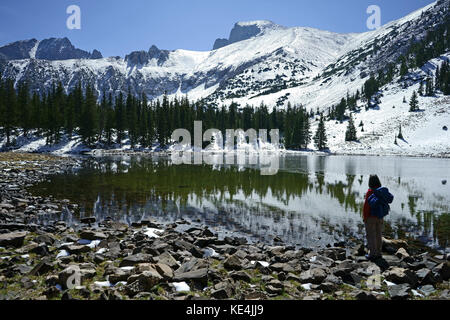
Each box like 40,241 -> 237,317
0,0 -> 435,57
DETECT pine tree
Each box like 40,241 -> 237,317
398,125 -> 404,140
17,81 -> 32,136
104,93 -> 115,146
115,92 -> 126,145
345,114 -> 357,142
418,81 -> 424,96
314,114 -> 328,151
79,84 -> 98,147
425,78 -> 434,96
399,57 -> 408,76
409,90 -> 419,112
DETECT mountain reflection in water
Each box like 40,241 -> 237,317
28,154 -> 449,250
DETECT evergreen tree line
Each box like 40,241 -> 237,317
0,78 -> 318,150
322,16 -> 450,142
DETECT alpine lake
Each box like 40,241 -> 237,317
27,153 -> 450,252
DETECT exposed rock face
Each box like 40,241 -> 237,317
0,37 -> 102,61
213,20 -> 282,50
125,51 -> 150,66
0,39 -> 38,60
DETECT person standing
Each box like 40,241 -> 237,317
363,175 -> 394,260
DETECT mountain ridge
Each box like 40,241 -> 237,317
0,0 -> 447,112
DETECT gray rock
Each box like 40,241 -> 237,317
383,267 -> 418,287
416,268 -> 436,285
126,270 -> 163,290
230,270 -> 252,282
29,260 -> 54,276
0,231 -> 28,247
418,284 -> 436,296
318,282 -> 336,293
388,283 -> 411,300
299,268 -> 327,284
154,263 -> 174,280
66,244 -> 91,255
433,262 -> 450,281
211,281 -> 233,299
173,268 -> 209,286
108,268 -> 131,284
119,253 -> 153,267
270,262 -> 295,273
80,230 -> 107,241
224,254 -> 244,270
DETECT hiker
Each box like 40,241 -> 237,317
363,175 -> 394,260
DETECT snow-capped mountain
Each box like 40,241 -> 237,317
1,0 -> 449,156
0,0 -> 447,112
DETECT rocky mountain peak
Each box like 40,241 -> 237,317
213,20 -> 284,50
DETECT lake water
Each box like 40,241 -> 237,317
28,153 -> 450,251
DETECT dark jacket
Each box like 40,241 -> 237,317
368,187 -> 394,219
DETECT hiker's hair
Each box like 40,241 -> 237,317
369,175 -> 382,189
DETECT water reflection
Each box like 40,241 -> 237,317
28,154 -> 450,250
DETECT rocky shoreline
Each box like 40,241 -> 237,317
0,152 -> 449,300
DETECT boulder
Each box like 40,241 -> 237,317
395,248 -> 412,262
154,263 -> 174,280
382,238 -> 408,254
155,252 -> 179,269
108,268 -> 131,284
80,230 -> 107,241
388,283 -> 411,300
224,254 -> 244,271
173,268 -> 209,286
0,231 -> 28,247
211,281 -> 233,299
66,244 -> 91,255
383,267 -> 418,287
433,262 -> 450,281
416,268 -> 436,285
29,260 -> 54,276
230,271 -> 252,282
126,270 -> 163,290
299,268 -> 327,284
119,253 -> 153,267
